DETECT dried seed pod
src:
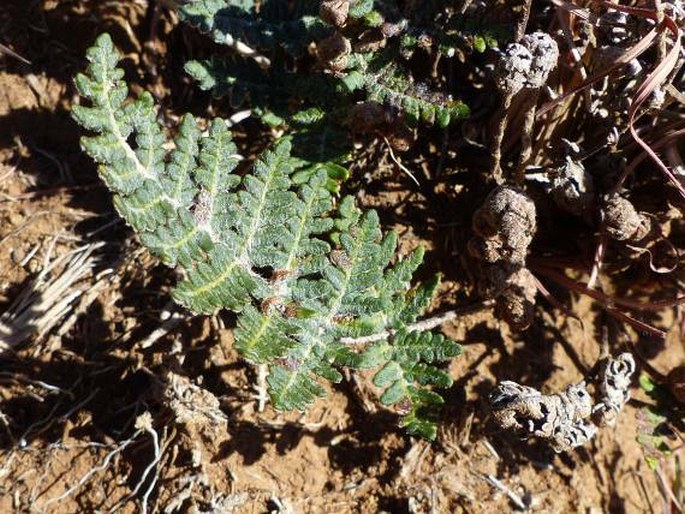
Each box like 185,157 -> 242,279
153,371 -> 227,446
495,32 -> 559,94
471,186 -> 537,265
494,43 -> 532,96
551,158 -> 596,217
316,32 -> 351,70
319,0 -> 350,27
477,265 -> 537,330
491,351 -> 635,452
602,195 -> 651,241
470,187 -> 538,330
496,266 -> 538,331
475,265 -> 537,330
592,352 -> 635,427
490,380 -> 596,453
520,32 -> 559,89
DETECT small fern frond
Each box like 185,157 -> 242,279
178,0 -> 328,57
358,64 -> 470,127
371,329 -> 461,438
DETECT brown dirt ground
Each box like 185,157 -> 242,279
0,1 -> 683,513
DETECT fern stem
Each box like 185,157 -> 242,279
282,187 -> 317,275
514,88 -> 540,184
339,300 -> 494,345
99,61 -> 165,193
490,92 -> 514,185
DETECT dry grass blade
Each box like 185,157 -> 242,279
0,42 -> 31,65
549,0 -> 600,23
614,127 -> 685,192
539,1 -> 680,115
626,16 -> 685,200
539,265 -> 685,311
542,2 -> 684,199
537,22 -> 660,118
588,232 -> 608,289
535,266 -> 670,338
0,241 -> 106,352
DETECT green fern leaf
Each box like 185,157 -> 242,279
178,0 -> 327,57
363,64 -> 470,128
73,33 -> 463,439
267,364 -> 327,411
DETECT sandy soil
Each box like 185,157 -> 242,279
0,1 -> 683,513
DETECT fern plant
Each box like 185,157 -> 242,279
179,0 -> 471,170
73,33 -> 461,439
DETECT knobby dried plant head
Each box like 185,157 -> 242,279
551,158 -> 596,217
495,43 -> 533,96
602,194 -> 652,241
471,186 -> 537,266
319,0 -> 350,27
592,353 -> 636,427
491,353 -> 636,452
490,380 -> 597,453
476,264 -> 537,330
520,32 -> 560,89
469,186 -> 538,330
495,31 -> 559,96
493,266 -> 538,330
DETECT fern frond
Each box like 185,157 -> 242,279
391,274 -> 440,326
371,329 -> 461,438
178,0 -> 327,57
74,33 -> 462,439
186,58 -> 338,113
357,64 -> 470,127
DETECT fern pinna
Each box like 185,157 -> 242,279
179,0 -> 470,163
73,34 -> 460,439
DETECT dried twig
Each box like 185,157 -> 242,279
40,430 -> 142,509
481,473 -> 528,510
383,136 -> 420,186
0,42 -> 31,65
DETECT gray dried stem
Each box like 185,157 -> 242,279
514,33 -> 560,182
491,43 -> 531,184
40,429 -> 142,509
491,33 -> 559,185
514,0 -> 534,42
